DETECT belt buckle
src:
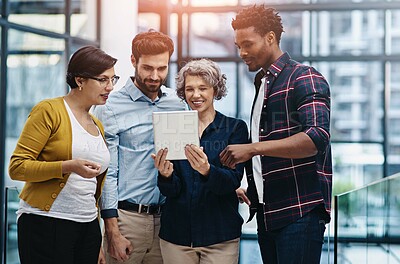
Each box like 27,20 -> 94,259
138,204 -> 151,214
144,205 -> 151,214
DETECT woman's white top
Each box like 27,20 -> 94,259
17,100 -> 110,222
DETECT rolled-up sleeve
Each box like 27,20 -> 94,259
295,67 -> 331,153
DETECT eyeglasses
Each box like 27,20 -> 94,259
88,75 -> 120,87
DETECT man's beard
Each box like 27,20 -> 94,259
135,74 -> 165,92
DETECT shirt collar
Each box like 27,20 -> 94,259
267,52 -> 290,77
203,111 -> 227,134
255,52 -> 291,83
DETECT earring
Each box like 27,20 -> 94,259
78,86 -> 82,91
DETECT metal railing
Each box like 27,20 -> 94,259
334,173 -> 400,264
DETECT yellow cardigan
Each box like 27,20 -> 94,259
9,97 -> 107,212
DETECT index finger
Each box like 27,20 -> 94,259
190,144 -> 206,156
219,147 -> 228,163
159,148 -> 169,163
154,149 -> 166,166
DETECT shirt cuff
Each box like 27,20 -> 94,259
100,208 -> 119,219
305,127 -> 330,153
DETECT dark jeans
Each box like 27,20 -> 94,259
256,207 -> 326,264
18,213 -> 101,264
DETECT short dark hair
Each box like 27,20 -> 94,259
231,4 -> 284,44
66,46 -> 117,89
176,58 -> 227,101
131,29 -> 174,63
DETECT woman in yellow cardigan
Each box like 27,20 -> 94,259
9,46 -> 118,264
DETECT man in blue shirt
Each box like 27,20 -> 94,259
93,30 -> 186,264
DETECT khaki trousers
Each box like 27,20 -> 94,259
160,238 -> 240,264
103,209 -> 162,264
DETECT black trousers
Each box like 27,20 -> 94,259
17,213 -> 101,264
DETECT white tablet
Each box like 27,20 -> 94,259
152,110 -> 199,160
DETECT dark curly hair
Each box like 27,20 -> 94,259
231,4 -> 284,45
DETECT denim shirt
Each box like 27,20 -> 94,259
93,77 -> 186,218
158,111 -> 249,247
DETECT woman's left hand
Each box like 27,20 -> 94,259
185,144 -> 210,176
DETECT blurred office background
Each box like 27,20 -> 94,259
1,0 -> 400,263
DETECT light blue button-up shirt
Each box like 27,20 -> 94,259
93,77 -> 186,218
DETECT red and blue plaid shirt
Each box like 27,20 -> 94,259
246,52 -> 332,231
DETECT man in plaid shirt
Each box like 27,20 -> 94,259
220,4 -> 332,264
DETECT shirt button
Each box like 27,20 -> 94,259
59,182 -> 65,188
274,73 -> 278,76
266,81 -> 270,84
51,193 -> 57,199
45,205 -> 51,211
266,71 -> 270,75
263,105 -> 266,108
261,129 -> 264,132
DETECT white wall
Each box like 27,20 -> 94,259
101,0 -> 138,91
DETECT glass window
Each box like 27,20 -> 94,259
138,13 -> 160,32
214,62 -> 237,117
280,12 -> 304,57
238,63 -> 256,125
188,12 -> 236,57
190,0 -> 238,6
312,11 -> 384,56
333,143 -> 384,192
5,187 -> 20,264
9,29 -> 65,52
388,62 -> 400,173
9,0 -> 65,34
167,62 -> 178,90
335,174 -> 400,263
71,0 -> 97,41
6,30 -> 66,188
313,0 -> 385,2
388,10 -> 400,55
242,0 -> 308,4
170,13 -> 178,61
314,62 -> 384,142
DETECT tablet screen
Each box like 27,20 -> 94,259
152,110 -> 199,160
